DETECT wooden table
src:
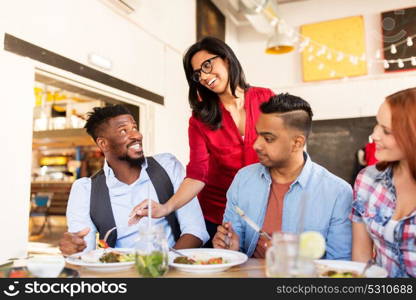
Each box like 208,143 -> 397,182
68,258 -> 266,278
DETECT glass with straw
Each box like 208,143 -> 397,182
134,184 -> 169,277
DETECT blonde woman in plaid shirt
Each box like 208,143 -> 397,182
351,87 -> 416,277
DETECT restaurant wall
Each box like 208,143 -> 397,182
0,0 -> 196,162
0,51 -> 34,260
0,0 -> 196,257
234,0 -> 416,120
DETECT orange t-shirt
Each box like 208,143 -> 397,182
252,181 -> 291,258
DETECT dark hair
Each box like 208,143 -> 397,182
376,87 -> 416,181
84,104 -> 132,140
183,36 -> 249,129
260,93 -> 313,138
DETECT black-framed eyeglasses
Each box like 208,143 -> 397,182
191,55 -> 220,83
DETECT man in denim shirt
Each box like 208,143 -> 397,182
213,93 -> 352,260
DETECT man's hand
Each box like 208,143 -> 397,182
128,199 -> 170,225
59,227 -> 90,256
212,222 -> 239,251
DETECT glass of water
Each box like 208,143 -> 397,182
265,232 -> 316,277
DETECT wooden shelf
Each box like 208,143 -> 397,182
32,128 -> 95,149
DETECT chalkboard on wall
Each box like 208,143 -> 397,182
307,117 -> 376,185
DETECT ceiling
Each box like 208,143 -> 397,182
211,0 -> 310,33
276,0 -> 308,3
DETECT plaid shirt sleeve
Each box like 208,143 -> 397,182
350,169 -> 368,223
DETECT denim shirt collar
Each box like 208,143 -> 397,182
259,152 -> 312,189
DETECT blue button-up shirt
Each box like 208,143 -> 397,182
223,152 -> 352,260
67,153 -> 209,251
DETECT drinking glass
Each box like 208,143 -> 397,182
265,232 -> 316,277
134,225 -> 169,277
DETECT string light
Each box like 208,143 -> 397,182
254,5 -> 263,13
336,52 -> 344,62
382,57 -> 416,68
372,33 -> 416,69
316,46 -> 327,56
301,37 -> 310,47
296,31 -> 416,75
270,18 -> 278,27
397,59 -> 404,68
259,5 -> 416,76
349,56 -> 358,65
263,8 -> 416,77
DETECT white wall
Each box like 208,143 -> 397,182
0,0 -> 196,258
0,51 -> 34,260
0,0 -> 196,161
234,0 -> 416,120
153,46 -> 193,163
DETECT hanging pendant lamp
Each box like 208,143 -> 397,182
265,24 -> 295,54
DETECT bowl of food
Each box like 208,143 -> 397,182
26,256 -> 66,277
315,260 -> 388,278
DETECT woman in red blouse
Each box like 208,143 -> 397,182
130,37 -> 274,245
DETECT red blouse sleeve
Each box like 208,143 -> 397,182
185,116 -> 209,184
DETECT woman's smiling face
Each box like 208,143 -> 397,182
191,50 -> 229,94
372,101 -> 404,163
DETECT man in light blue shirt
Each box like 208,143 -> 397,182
213,93 -> 352,260
59,105 -> 208,255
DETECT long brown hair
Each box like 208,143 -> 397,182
377,87 -> 416,181
183,37 -> 249,129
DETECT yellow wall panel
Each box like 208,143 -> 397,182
301,16 -> 368,82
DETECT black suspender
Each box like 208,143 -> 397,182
146,157 -> 181,241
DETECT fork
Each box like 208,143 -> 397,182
103,226 -> 118,244
169,248 -> 187,257
234,206 -> 272,240
169,248 -> 194,262
96,226 -> 123,249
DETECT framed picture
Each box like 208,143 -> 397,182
196,0 -> 225,42
382,6 -> 416,72
300,16 -> 367,82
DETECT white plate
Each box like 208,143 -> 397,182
65,248 -> 135,272
315,259 -> 388,278
168,248 -> 248,274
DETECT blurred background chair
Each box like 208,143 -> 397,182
29,192 -> 53,237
